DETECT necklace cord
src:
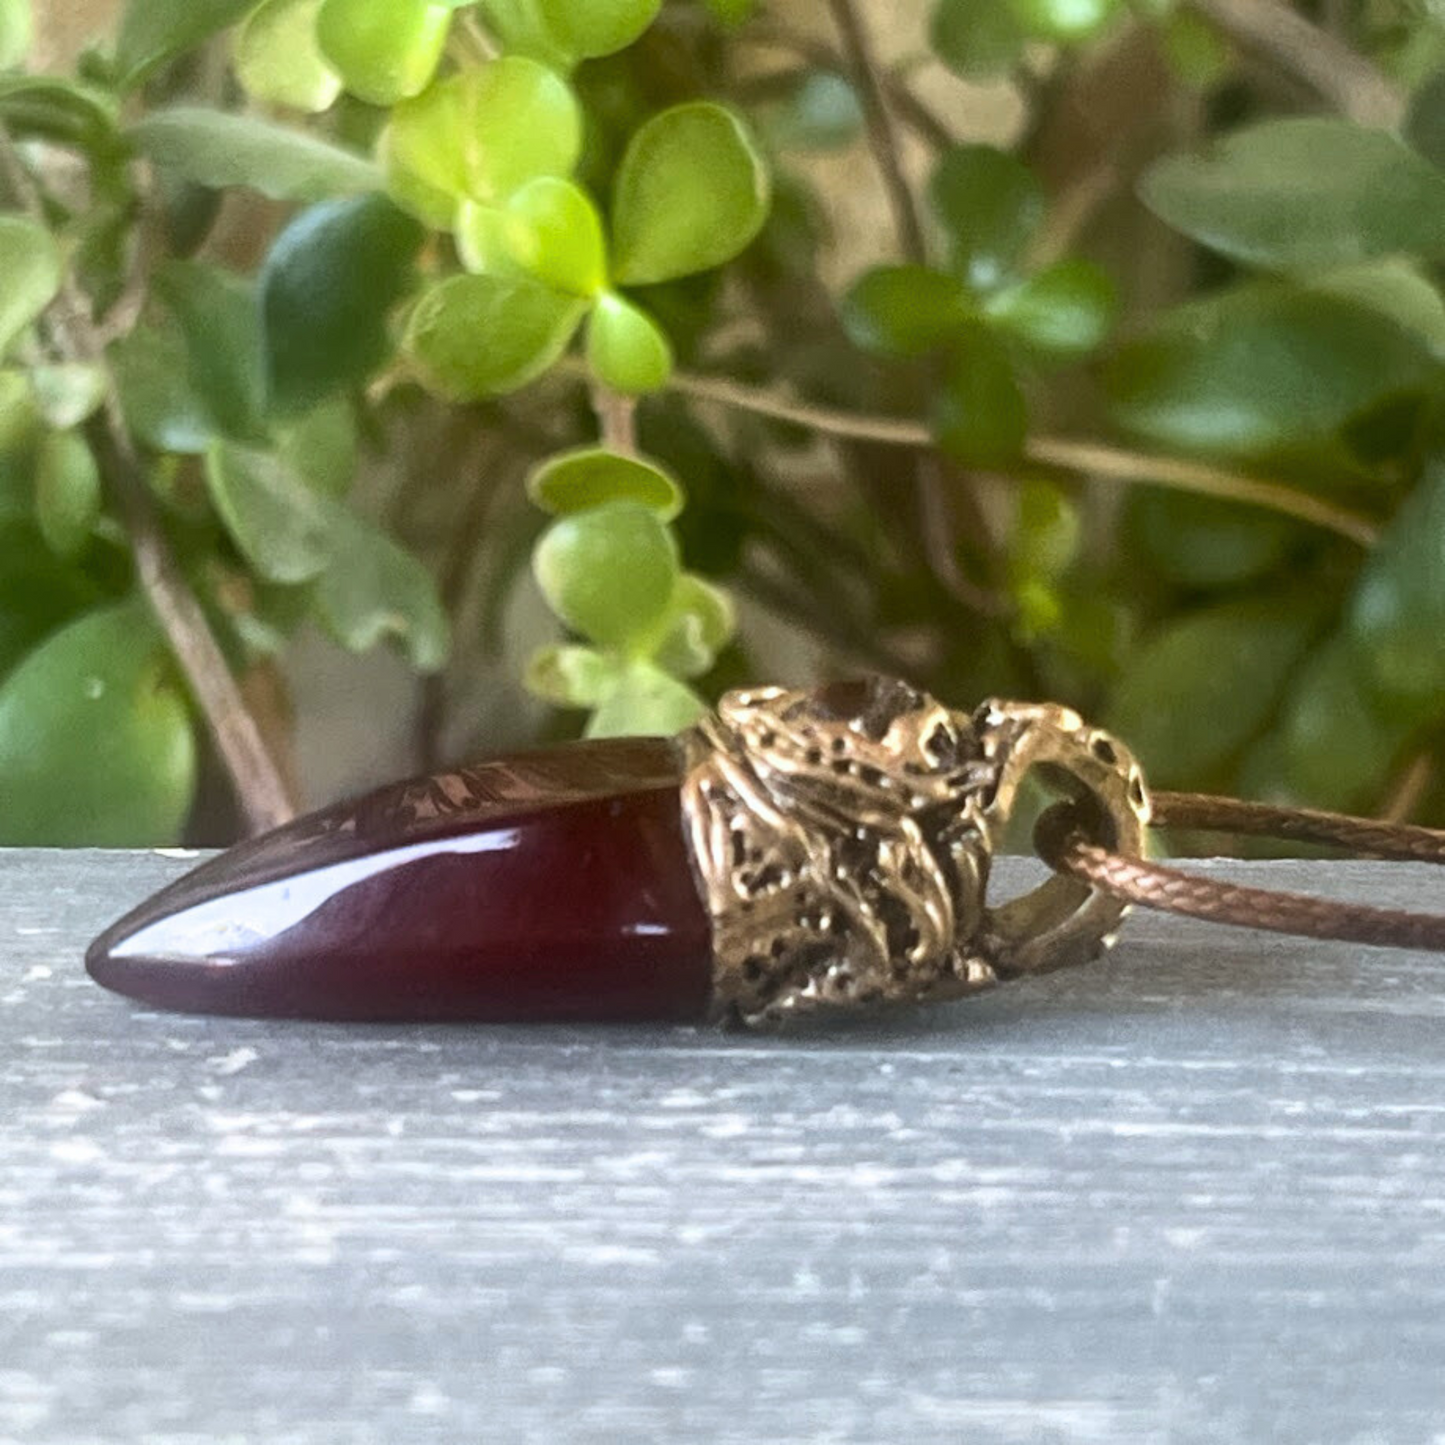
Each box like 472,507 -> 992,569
1032,791 -> 1445,952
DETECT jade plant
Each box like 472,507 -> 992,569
2,0 -> 1445,845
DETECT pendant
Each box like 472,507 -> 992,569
87,676 -> 1149,1026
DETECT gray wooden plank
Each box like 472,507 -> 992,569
2,848 -> 1445,1444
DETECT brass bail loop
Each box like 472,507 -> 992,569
679,677 -> 1151,1028
970,700 -> 1151,982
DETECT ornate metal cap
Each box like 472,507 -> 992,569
678,676 -> 1150,1027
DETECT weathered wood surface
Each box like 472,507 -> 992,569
3,848 -> 1445,1444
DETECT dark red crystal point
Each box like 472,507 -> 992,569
86,738 -> 715,1022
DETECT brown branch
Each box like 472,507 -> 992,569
824,2 -> 1002,623
1381,751 -> 1435,826
735,560 -> 920,677
590,382 -> 638,456
1029,153 -> 1124,268
1189,0 -> 1404,127
416,422 -> 516,771
669,369 -> 929,444
741,22 -> 953,150
0,125 -> 296,833
666,370 -> 1381,548
1024,437 -> 1380,549
826,0 -> 927,263
913,453 -> 1008,615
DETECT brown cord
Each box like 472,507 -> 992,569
1034,791 -> 1445,952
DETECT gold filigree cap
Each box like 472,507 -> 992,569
678,676 -> 1150,1027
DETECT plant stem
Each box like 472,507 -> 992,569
824,2 -> 1006,623
666,369 -> 1381,548
1024,437 -> 1380,549
454,9 -> 500,63
826,0 -> 927,265
0,124 -> 297,833
742,21 -> 953,150
669,369 -> 927,443
1381,751 -> 1434,825
735,560 -> 920,677
1029,152 -> 1124,269
1189,0 -> 1403,126
590,381 -> 638,456
414,418 -> 510,771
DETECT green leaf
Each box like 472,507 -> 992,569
0,519 -> 100,678
1348,458 -> 1445,699
378,133 -> 457,230
932,326 -> 1026,466
459,178 -> 606,295
584,659 -> 704,737
314,507 -> 448,670
840,264 -> 968,357
1125,489 -> 1301,590
0,601 -> 196,845
475,0 -> 573,70
204,439 -> 334,584
1161,10 -> 1231,89
316,0 -> 449,104
611,102 -> 770,285
0,0 -> 31,69
129,106 -> 380,202
586,292 -> 673,394
404,272 -> 586,399
930,0 -> 1025,78
274,398 -> 357,497
650,572 -> 735,678
0,76 -> 120,154
535,0 -> 660,58
260,193 -> 423,413
985,258 -> 1116,357
27,363 -> 106,429
1011,478 -> 1080,581
34,430 -> 100,559
155,173 -> 222,259
153,261 -> 268,442
0,457 -> 28,523
1107,593 -> 1323,788
0,367 -> 39,458
384,60 -> 582,209
1141,119 -> 1445,272
1278,635 -> 1426,810
1406,68 -> 1445,172
460,58 -> 581,201
500,177 -> 606,294
228,578 -> 314,660
0,215 -> 61,358
928,144 -> 1044,292
527,446 -> 683,520
109,322 -> 214,454
1008,0 -> 1121,42
704,0 -> 755,24
75,199 -> 131,320
1105,283 -> 1438,458
533,500 -> 680,647
115,0 -> 254,90
234,0 -> 341,113
524,641 -> 619,706
453,202 -> 512,273
1309,259 -> 1445,355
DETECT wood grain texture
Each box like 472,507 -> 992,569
3,848 -> 1445,1443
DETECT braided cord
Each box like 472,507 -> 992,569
1034,792 -> 1445,952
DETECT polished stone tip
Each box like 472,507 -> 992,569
86,738 -> 714,1022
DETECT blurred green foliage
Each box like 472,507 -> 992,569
1,0 -> 1444,844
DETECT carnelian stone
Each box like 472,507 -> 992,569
86,738 -> 714,1022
